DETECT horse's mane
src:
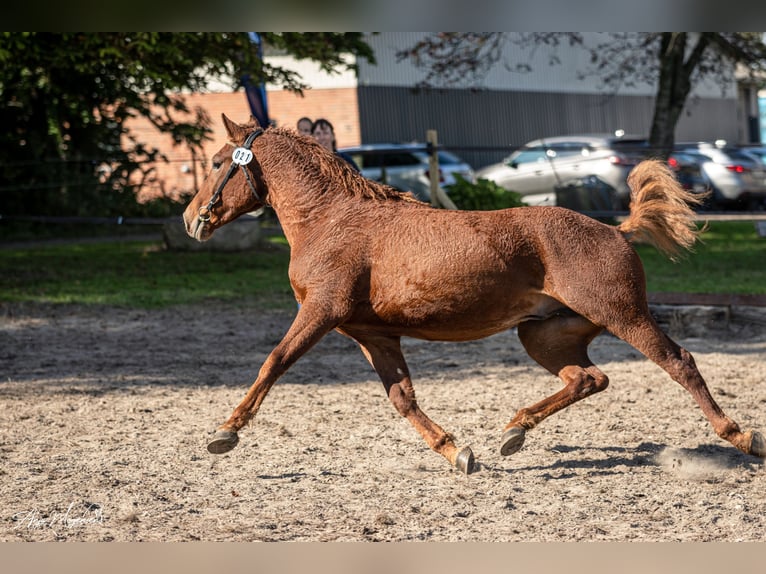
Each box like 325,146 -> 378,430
265,126 -> 426,204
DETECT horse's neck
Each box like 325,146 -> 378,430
270,197 -> 328,248
263,151 -> 349,247
261,133 -> 364,249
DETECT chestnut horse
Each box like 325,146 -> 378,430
183,115 -> 764,474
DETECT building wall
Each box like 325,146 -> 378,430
126,87 -> 359,200
267,87 -> 360,148
357,33 -> 742,169
357,86 -> 739,170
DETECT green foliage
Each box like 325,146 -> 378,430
446,174 -> 526,211
0,32 -> 374,218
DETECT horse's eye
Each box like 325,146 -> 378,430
212,161 -> 222,171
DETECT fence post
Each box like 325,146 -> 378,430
427,129 -> 440,207
426,129 -> 457,209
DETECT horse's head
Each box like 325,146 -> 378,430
183,114 -> 269,241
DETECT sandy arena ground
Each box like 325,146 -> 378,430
1,302 -> 765,541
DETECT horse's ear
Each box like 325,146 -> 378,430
221,113 -> 247,141
249,115 -> 262,129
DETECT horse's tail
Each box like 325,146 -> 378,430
617,159 -> 707,261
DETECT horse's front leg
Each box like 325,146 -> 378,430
349,332 -> 476,474
207,304 -> 341,454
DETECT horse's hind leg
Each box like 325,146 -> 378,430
502,313 -> 607,456
611,316 -> 765,458
351,333 -> 475,474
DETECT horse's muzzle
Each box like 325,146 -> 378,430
183,208 -> 212,242
198,206 -> 212,223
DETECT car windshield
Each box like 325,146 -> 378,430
610,139 -> 650,156
674,152 -> 709,164
408,149 -> 465,165
345,145 -> 469,170
745,150 -> 766,165
548,143 -> 593,158
436,151 -> 464,165
353,151 -> 422,169
723,149 -> 759,163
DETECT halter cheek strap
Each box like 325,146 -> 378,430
199,128 -> 265,223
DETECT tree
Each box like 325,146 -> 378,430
397,32 -> 766,156
0,32 -> 374,216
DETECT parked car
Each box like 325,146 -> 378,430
742,146 -> 766,167
667,150 -> 712,194
475,134 -> 649,209
337,143 -> 476,202
675,141 -> 766,209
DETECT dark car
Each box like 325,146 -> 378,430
742,146 -> 766,167
667,151 -> 711,193
338,143 -> 476,202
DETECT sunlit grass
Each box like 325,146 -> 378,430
0,239 -> 294,309
634,221 -> 766,294
1,222 -> 763,310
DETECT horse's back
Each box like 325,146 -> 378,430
365,203 -> 635,294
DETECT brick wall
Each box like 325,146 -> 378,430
125,87 -> 359,201
267,87 -> 360,148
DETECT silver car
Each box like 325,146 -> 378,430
676,142 -> 766,209
475,134 -> 649,210
338,143 -> 476,202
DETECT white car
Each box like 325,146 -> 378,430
338,143 -> 476,202
676,142 -> 766,209
475,134 -> 649,210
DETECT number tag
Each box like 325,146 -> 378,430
232,147 -> 253,166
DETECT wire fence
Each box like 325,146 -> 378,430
3,140 -> 766,231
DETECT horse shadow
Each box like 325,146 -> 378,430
478,441 -> 763,476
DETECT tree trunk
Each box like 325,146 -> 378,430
648,33 -> 711,158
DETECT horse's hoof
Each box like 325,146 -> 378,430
748,430 -> 766,458
207,430 -> 239,454
455,446 -> 475,474
500,426 -> 526,456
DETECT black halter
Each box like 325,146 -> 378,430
198,128 -> 265,223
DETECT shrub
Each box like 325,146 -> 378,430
446,174 -> 526,211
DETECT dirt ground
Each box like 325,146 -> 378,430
2,301 -> 765,542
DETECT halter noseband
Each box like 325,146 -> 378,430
198,128 -> 265,223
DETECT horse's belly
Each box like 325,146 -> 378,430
362,286 -> 562,342
362,243 -> 558,340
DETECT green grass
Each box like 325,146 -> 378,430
0,240 -> 294,309
634,221 -> 766,294
0,221 -> 763,309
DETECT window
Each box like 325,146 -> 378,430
547,142 -> 591,159
358,151 -> 421,169
507,146 -> 548,166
